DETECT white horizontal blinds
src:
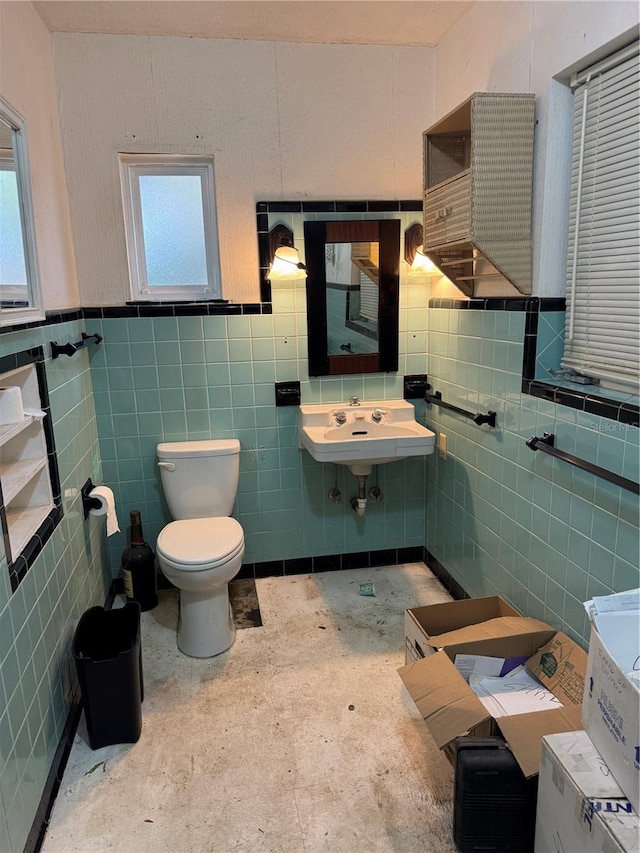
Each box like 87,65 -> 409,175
563,43 -> 640,390
359,271 -> 378,322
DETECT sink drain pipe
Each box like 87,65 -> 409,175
350,475 -> 368,516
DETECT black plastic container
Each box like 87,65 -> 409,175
73,603 -> 143,750
453,736 -> 538,853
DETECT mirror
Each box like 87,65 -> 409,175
325,239 -> 379,354
304,219 -> 400,376
0,97 -> 42,326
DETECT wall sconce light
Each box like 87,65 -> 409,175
267,223 -> 307,281
404,222 -> 439,276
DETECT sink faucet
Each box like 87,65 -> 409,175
348,395 -> 360,407
371,408 -> 387,422
333,410 -> 347,424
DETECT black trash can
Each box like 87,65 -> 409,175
73,602 -> 143,750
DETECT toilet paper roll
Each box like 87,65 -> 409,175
0,386 -> 24,424
89,486 -> 121,536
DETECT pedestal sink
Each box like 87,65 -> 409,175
298,400 -> 436,476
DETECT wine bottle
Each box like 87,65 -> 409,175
121,510 -> 158,611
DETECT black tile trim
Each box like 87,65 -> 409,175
428,297 -> 565,312
620,405 -> 640,427
335,202 -> 368,212
258,199 -> 421,214
118,302 -> 268,317
523,379 -> 639,427
26,584 -> 116,853
424,550 -> 469,601
243,546 -> 432,579
0,309 -> 83,335
301,202 -> 337,212
0,303 -> 276,332
9,507 -> 63,594
24,698 -> 82,853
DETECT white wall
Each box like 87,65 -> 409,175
436,1 -> 639,296
51,34 -> 436,305
0,2 -> 78,309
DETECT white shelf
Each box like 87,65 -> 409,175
0,457 -> 47,505
0,362 -> 54,566
0,416 -> 37,449
6,503 -> 54,559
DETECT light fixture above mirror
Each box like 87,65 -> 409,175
404,223 -> 438,276
266,224 -> 306,281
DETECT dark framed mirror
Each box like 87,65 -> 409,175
304,219 -> 400,376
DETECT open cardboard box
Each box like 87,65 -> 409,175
404,595 -> 550,663
399,630 -> 588,778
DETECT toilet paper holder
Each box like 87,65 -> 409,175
81,478 -> 102,519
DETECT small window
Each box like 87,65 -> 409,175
562,41 -> 639,393
0,155 -> 28,302
119,154 -> 222,301
0,96 -> 43,327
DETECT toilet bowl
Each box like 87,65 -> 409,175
156,440 -> 245,658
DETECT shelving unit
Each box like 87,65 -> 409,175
0,364 -> 53,563
423,92 -> 535,296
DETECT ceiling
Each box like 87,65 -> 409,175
32,1 -> 474,47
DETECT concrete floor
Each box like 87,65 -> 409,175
42,563 -> 456,852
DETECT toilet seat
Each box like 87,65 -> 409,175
157,517 -> 244,572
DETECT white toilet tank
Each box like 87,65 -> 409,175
157,439 -> 240,520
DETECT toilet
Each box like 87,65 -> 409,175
156,439 -> 245,658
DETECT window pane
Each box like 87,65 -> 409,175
0,169 -> 28,288
138,174 -> 208,287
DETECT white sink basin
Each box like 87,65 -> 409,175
299,400 -> 436,475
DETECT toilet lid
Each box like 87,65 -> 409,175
157,517 -> 244,569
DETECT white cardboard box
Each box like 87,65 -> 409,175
534,730 -> 639,853
582,624 -> 640,814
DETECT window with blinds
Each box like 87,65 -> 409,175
562,41 -> 639,392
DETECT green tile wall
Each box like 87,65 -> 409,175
89,227 -> 432,574
1,296 -> 637,848
425,307 -> 639,646
535,311 -> 565,380
0,320 -> 107,851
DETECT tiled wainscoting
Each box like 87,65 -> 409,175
424,301 -> 639,647
0,287 -> 638,851
85,245 -> 432,574
0,317 -> 107,852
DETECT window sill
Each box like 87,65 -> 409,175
522,378 -> 639,426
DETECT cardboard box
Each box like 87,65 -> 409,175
398,630 -> 588,778
582,624 -> 640,814
404,595 -> 549,663
534,730 -> 639,853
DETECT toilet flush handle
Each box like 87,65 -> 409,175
157,461 -> 176,472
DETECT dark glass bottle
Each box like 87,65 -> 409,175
121,510 -> 158,611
